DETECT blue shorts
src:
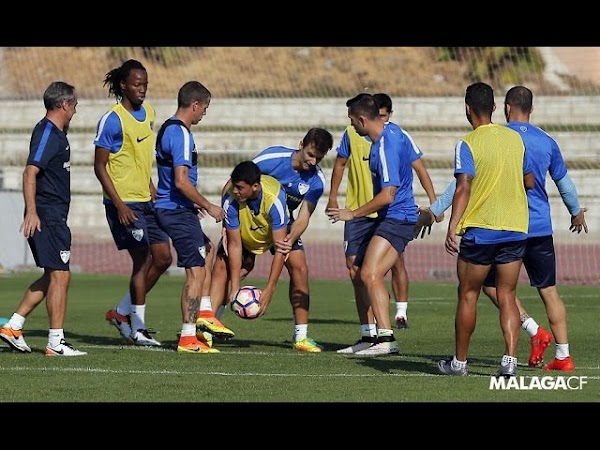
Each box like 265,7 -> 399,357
460,237 -> 526,266
105,201 -> 170,251
28,218 -> 71,270
344,217 -> 377,258
355,218 -> 414,267
484,235 -> 555,288
155,207 -> 208,268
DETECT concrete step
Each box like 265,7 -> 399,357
1,164 -> 597,199
2,96 -> 600,130
1,129 -> 599,166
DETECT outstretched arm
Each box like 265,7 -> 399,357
275,200 -> 315,255
430,178 -> 456,219
412,158 -> 437,204
326,155 -> 347,211
258,227 -> 288,316
445,174 -> 471,256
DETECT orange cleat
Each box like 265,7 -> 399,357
528,326 -> 552,367
177,335 -> 219,354
543,356 -> 575,372
196,312 -> 234,339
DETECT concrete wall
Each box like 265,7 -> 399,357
1,97 -> 598,270
0,191 -> 35,270
2,96 -> 600,131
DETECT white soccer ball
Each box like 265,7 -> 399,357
231,286 -> 262,319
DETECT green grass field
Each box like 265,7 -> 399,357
0,273 -> 598,403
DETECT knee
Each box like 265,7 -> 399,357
292,263 -> 308,281
153,249 -> 173,271
49,269 -> 71,286
360,268 -> 376,286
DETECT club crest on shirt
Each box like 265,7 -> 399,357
60,250 -> 70,263
132,228 -> 144,241
298,182 -> 309,195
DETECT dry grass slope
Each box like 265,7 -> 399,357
0,47 -> 510,99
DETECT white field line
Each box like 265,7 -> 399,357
1,365 -> 598,379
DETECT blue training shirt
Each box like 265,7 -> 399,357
155,117 -> 199,210
368,123 -> 419,222
506,121 -> 568,237
432,121 -> 571,239
27,117 -> 71,220
252,146 -> 326,219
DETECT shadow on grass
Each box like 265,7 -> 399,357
349,353 -> 520,377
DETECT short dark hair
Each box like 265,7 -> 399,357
231,160 -> 261,185
346,93 -> 379,120
504,85 -> 533,114
465,82 -> 495,117
177,81 -> 211,108
373,93 -> 392,112
302,128 -> 333,155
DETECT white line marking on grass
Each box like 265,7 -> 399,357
0,366 -> 441,377
1,365 -> 598,378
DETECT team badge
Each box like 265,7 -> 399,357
60,250 -> 70,263
132,229 -> 144,241
298,182 -> 309,195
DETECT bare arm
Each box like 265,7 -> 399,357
174,165 -> 224,222
445,174 -> 471,256
274,200 -> 315,255
523,171 -> 535,190
257,226 -> 288,316
225,228 -> 243,300
288,201 -> 313,242
20,165 -> 41,238
412,158 -> 437,204
326,186 -> 395,223
326,155 -> 347,211
94,147 -> 138,225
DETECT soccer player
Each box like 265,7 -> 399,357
424,85 -> 587,371
437,82 -> 534,377
326,93 -> 421,356
209,161 -> 290,339
153,80 -> 231,354
93,59 -> 172,346
328,93 -> 437,354
250,127 -> 333,352
0,81 -> 86,356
